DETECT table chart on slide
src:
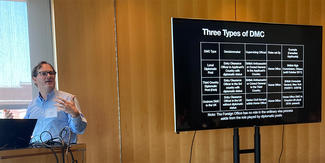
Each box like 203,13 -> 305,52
200,42 -> 304,112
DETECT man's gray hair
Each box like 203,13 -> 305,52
31,61 -> 56,77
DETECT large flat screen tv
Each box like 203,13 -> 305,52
172,18 -> 322,132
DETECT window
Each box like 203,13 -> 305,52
0,0 -> 56,119
0,0 -> 31,118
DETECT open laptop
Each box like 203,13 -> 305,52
0,119 -> 37,150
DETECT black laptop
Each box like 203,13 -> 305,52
0,119 -> 37,150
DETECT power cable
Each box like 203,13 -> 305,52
32,127 -> 75,163
278,124 -> 285,163
189,130 -> 197,163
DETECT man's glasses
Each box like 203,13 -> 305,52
38,71 -> 56,76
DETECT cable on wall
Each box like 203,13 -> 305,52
278,124 -> 285,163
189,130 -> 197,163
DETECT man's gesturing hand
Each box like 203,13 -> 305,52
55,96 -> 80,118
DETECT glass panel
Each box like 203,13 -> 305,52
0,0 -> 31,118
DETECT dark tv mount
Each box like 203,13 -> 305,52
233,126 -> 261,163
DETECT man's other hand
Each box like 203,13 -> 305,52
3,109 -> 13,119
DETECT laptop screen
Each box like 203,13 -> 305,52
0,119 -> 37,150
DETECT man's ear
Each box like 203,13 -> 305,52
32,77 -> 38,87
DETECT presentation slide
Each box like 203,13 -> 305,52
172,18 -> 322,132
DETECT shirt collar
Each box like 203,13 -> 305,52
38,89 -> 56,102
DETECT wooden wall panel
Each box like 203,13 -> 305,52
117,0 -> 325,163
117,0 -> 235,163
53,0 -> 325,162
237,0 -> 324,163
53,0 -> 120,162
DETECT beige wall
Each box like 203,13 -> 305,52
53,0 -> 325,162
